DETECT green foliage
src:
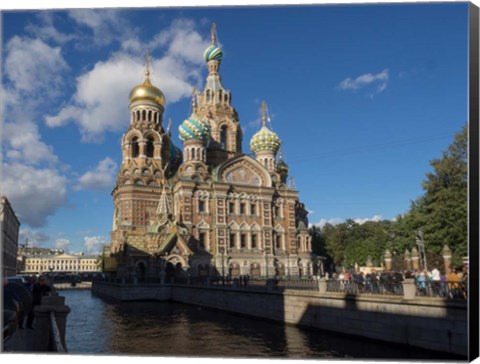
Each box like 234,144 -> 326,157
419,125 -> 468,265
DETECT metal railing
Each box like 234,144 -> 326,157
326,279 -> 403,296
416,280 -> 468,299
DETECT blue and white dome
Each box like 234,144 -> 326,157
178,113 -> 211,144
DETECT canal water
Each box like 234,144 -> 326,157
63,290 -> 453,359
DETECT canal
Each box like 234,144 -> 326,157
63,290 -> 454,359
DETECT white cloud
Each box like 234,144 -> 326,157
68,9 -> 129,47
2,35 -> 68,166
83,235 -> 108,254
76,157 -> 117,192
5,36 -> 69,96
339,69 -> 389,92
45,20 -> 209,142
353,215 -> 383,224
312,217 -> 344,229
19,229 -> 50,247
3,121 -> 58,165
312,215 -> 384,229
1,163 -> 68,227
54,238 -> 70,251
25,12 -> 77,44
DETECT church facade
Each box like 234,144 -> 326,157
109,26 -> 317,282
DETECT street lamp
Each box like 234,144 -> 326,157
220,248 -> 225,284
416,229 -> 427,271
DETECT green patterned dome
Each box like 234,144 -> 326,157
250,125 -> 281,155
178,113 -> 211,144
204,44 -> 223,63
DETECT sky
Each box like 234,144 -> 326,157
0,1 -> 469,255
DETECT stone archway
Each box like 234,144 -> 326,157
135,261 -> 147,281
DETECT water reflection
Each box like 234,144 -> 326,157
63,290 -> 452,359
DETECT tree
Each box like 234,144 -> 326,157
420,124 -> 468,266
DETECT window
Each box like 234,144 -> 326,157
240,234 -> 247,249
132,137 -> 139,158
146,137 -> 154,158
251,204 -> 256,215
275,234 -> 282,249
199,233 -> 206,249
220,125 -> 228,149
229,234 -> 236,248
229,202 -> 235,214
198,200 -> 205,213
251,234 -> 257,249
240,203 -> 245,215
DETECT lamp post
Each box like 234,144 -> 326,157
221,248 -> 225,285
286,252 -> 290,280
416,229 -> 427,272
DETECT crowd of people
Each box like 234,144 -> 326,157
323,265 -> 468,298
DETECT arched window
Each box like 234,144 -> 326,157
142,110 -> 146,121
146,136 -> 154,158
148,110 -> 152,122
136,110 -> 140,121
220,125 -> 227,149
132,137 -> 139,158
206,90 -> 211,103
191,148 -> 196,160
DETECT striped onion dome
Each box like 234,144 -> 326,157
250,125 -> 281,155
204,44 -> 223,63
178,113 -> 211,144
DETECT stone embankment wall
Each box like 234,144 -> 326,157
92,282 -> 467,356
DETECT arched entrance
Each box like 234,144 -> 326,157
250,263 -> 261,278
229,263 -> 240,278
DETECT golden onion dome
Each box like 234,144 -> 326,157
129,50 -> 165,107
129,78 -> 165,107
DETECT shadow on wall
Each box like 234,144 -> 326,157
296,292 -> 467,360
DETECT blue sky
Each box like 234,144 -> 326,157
1,2 -> 469,254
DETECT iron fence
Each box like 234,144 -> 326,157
415,280 -> 467,299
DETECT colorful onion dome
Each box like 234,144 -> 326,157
204,44 -> 223,63
250,125 -> 281,155
178,113 -> 211,144
170,142 -> 183,167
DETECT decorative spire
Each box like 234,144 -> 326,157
145,49 -> 151,79
192,86 -> 197,112
261,101 -> 267,127
156,164 -> 171,217
211,23 -> 217,45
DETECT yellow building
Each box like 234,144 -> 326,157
21,253 -> 99,274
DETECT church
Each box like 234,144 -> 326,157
108,25 -> 317,282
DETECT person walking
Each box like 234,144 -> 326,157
26,275 -> 51,329
431,267 -> 442,297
